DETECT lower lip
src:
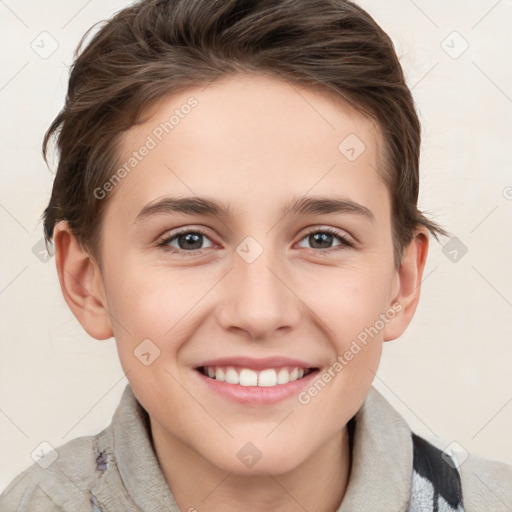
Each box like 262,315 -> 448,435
195,369 -> 319,405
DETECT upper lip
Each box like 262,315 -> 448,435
195,356 -> 318,371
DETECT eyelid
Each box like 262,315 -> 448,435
298,226 -> 355,250
157,226 -> 215,250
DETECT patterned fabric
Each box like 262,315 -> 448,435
408,433 -> 466,512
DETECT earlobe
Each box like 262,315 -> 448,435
53,221 -> 113,340
383,226 -> 430,342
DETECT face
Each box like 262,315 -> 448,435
84,73 -> 407,474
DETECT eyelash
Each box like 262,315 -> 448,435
157,226 -> 354,256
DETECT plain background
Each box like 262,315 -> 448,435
1,0 -> 511,493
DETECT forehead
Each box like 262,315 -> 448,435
108,72 -> 389,225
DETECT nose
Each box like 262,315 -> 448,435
215,245 -> 302,341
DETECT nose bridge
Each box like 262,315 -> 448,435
217,235 -> 301,338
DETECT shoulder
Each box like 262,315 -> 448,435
0,467 -> 52,512
0,429 -> 111,511
0,384 -> 149,512
459,452 -> 512,511
410,432 -> 512,511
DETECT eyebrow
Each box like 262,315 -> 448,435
134,195 -> 375,224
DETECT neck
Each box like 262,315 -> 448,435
150,419 -> 352,512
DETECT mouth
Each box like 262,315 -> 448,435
196,365 -> 318,387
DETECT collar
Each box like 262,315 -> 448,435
109,384 -> 178,512
338,386 -> 413,511
106,383 -> 413,511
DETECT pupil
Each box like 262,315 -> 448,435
179,233 -> 202,250
310,233 -> 332,249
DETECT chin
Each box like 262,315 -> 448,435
203,441 -> 308,476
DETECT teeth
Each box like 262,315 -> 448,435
202,366 -> 311,387
258,369 -> 277,387
215,367 -> 225,382
277,367 -> 290,384
225,367 -> 240,385
240,368 -> 258,386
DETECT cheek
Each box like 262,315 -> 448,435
299,283 -> 386,433
106,263 -> 209,334
305,267 -> 393,342
103,264 -> 208,381
105,267 -> 204,415
300,267 -> 390,399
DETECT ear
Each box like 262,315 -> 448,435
53,221 -> 113,340
383,226 -> 430,342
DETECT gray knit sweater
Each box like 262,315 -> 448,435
1,384 -> 511,511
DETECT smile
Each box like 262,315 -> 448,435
197,366 -> 316,387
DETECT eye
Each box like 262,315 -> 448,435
296,227 -> 354,253
157,226 -> 354,256
158,228 -> 214,255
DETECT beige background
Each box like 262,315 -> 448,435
1,0 -> 511,492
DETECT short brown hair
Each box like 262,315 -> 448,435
42,0 -> 449,268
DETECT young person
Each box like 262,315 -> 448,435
1,0 -> 511,510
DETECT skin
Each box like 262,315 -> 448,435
53,72 -> 429,512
